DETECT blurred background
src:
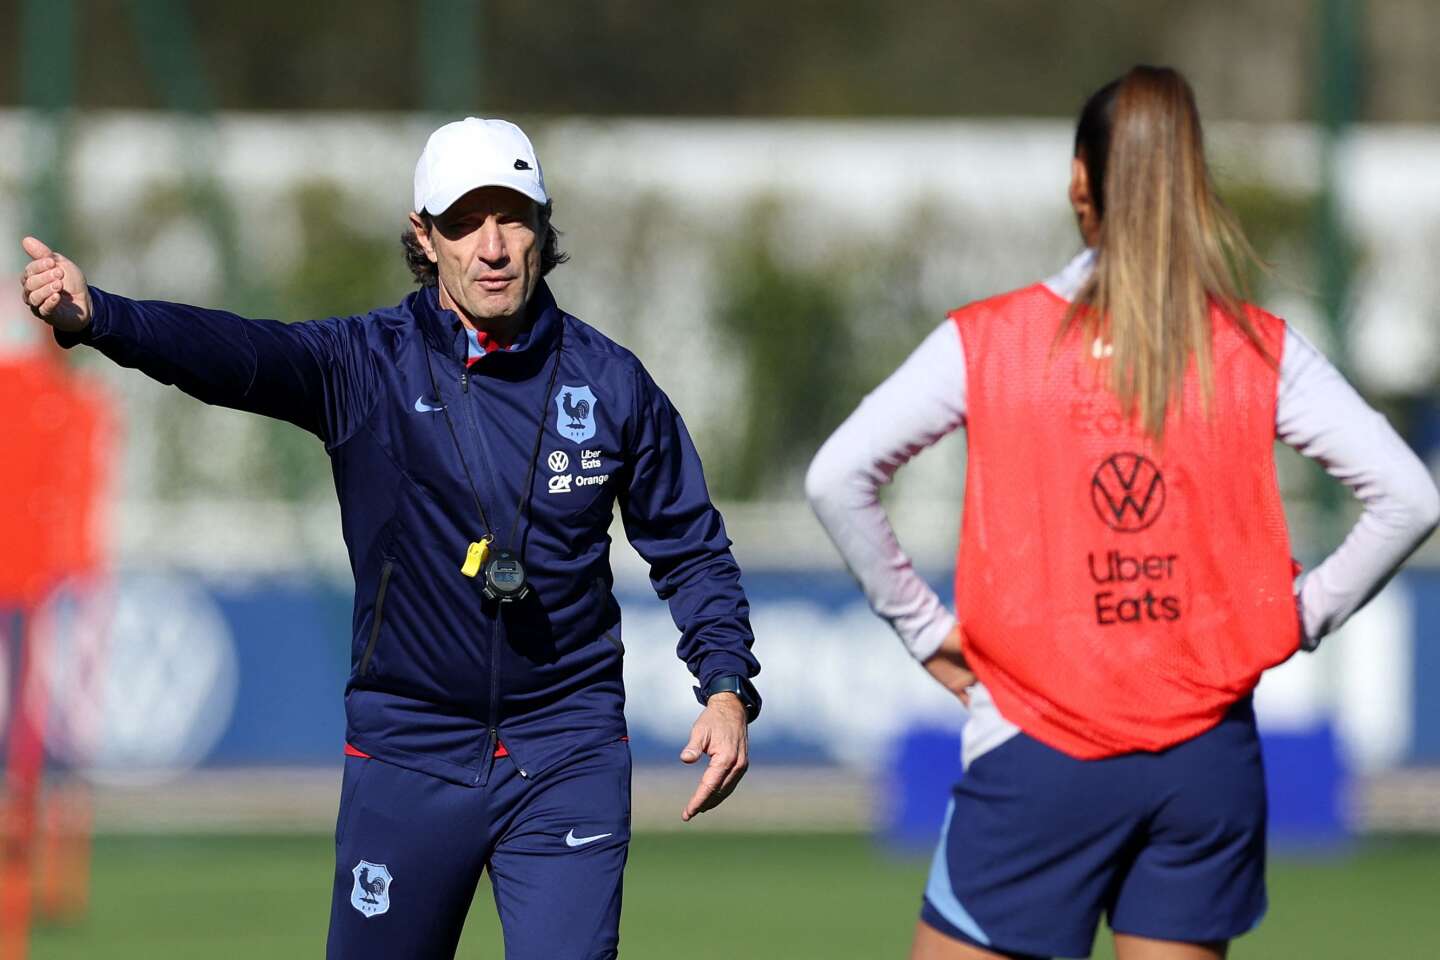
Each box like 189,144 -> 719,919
2,1 -> 1439,957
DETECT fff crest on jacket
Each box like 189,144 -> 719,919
350,860 -> 394,917
555,385 -> 598,443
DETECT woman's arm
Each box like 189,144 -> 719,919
1277,325 -> 1440,647
805,320 -> 968,661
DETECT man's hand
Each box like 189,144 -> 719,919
679,692 -> 749,822
923,623 -> 977,707
20,236 -> 91,333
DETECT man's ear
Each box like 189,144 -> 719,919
408,211 -> 438,264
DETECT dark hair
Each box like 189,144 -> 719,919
401,200 -> 569,287
1074,78 -> 1121,219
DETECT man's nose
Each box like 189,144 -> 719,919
476,218 -> 505,263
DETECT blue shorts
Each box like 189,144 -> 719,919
327,740 -> 631,959
921,699 -> 1267,959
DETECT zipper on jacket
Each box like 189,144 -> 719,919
464,375 -> 507,515
456,368 -> 504,535
358,560 -> 394,676
487,614 -> 502,781
483,614 -> 528,780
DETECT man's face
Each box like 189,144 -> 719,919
412,186 -> 542,324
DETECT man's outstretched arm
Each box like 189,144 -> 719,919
20,236 -> 374,444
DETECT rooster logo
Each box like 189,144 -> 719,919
563,392 -> 590,429
350,860 -> 394,917
357,867 -> 387,903
553,385 -> 599,443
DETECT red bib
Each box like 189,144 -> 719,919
953,284 -> 1299,758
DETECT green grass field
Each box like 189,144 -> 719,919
30,832 -> 1440,958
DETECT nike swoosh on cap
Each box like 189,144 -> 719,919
413,396 -> 445,413
564,829 -> 613,848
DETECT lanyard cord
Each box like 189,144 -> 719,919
511,327 -> 565,548
420,318 -> 565,551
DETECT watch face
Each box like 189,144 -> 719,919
488,560 -> 525,591
483,554 -> 529,600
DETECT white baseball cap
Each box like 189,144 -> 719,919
413,117 -> 548,216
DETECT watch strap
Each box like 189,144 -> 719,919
693,674 -> 760,722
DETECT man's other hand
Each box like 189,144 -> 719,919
679,693 -> 749,822
923,622 -> 977,707
20,236 -> 91,332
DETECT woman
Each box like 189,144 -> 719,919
807,65 -> 1439,960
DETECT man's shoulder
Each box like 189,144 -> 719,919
559,313 -> 649,383
356,291 -> 424,332
296,292 -> 416,329
309,292 -> 422,355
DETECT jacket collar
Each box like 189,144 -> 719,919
414,281 -> 563,367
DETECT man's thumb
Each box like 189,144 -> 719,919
680,727 -> 707,764
21,236 -> 52,260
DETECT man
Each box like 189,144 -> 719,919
20,117 -> 761,959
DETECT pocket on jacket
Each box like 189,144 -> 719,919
357,560 -> 395,677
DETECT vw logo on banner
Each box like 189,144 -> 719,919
30,573 -> 239,786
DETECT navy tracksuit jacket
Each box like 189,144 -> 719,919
60,281 -> 761,786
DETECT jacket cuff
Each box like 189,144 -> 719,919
693,653 -> 762,720
52,286 -> 112,349
694,652 -> 757,690
904,612 -> 954,662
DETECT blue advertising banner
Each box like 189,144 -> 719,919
18,567 -> 1435,791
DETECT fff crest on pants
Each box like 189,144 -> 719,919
350,860 -> 394,917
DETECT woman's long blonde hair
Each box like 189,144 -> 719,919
1060,65 -> 1272,439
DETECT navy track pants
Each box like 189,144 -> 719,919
326,740 -> 631,959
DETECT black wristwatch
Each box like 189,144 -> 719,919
694,674 -> 761,723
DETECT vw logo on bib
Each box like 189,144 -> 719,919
1090,452 -> 1166,533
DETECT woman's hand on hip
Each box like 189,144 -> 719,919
923,623 -> 976,707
